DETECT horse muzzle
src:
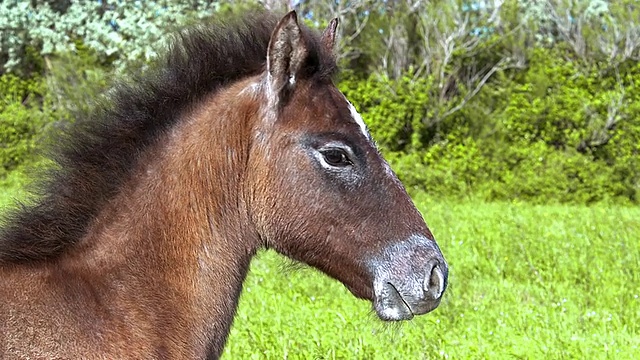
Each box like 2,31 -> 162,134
370,235 -> 448,321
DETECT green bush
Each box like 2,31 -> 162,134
1,12 -> 638,206
340,45 -> 639,204
488,142 -> 631,204
0,74 -> 49,177
0,0 -> 229,75
339,74 -> 430,152
0,38 -> 115,179
490,49 -> 639,203
0,101 -> 48,176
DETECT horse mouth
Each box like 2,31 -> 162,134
368,237 -> 448,321
371,264 -> 446,321
373,282 -> 414,321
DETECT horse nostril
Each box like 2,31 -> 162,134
423,262 -> 445,300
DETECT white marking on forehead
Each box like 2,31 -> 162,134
342,96 -> 404,186
345,98 -> 372,141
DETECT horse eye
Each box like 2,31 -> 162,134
321,149 -> 351,167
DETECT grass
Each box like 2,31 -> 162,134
1,179 -> 638,359
222,192 -> 640,359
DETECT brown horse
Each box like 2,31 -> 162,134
0,11 -> 448,359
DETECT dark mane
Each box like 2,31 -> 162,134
0,12 -> 337,263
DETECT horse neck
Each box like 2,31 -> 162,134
61,77 -> 263,358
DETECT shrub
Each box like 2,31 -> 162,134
0,0 -> 230,75
339,74 -> 429,152
0,102 -> 42,172
341,46 -> 639,204
0,71 -> 62,178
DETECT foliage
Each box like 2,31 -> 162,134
0,40 -> 113,178
0,0 -> 232,75
0,75 -> 49,177
340,42 -> 640,204
339,73 -> 432,152
44,40 -> 111,118
0,102 -> 45,176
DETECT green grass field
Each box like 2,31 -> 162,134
1,180 -> 638,359
222,193 -> 639,359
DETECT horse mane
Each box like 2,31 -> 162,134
0,12 -> 337,263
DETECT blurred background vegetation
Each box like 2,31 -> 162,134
1,0 -> 638,204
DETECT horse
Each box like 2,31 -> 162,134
0,11 -> 448,359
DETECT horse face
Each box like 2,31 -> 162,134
246,11 -> 448,321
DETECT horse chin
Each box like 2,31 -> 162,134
346,278 -> 441,322
373,282 -> 415,321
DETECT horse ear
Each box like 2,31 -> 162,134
267,10 -> 308,95
321,18 -> 339,53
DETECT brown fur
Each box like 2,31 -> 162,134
0,11 -> 447,360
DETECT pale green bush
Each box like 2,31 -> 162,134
0,0 -> 226,74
